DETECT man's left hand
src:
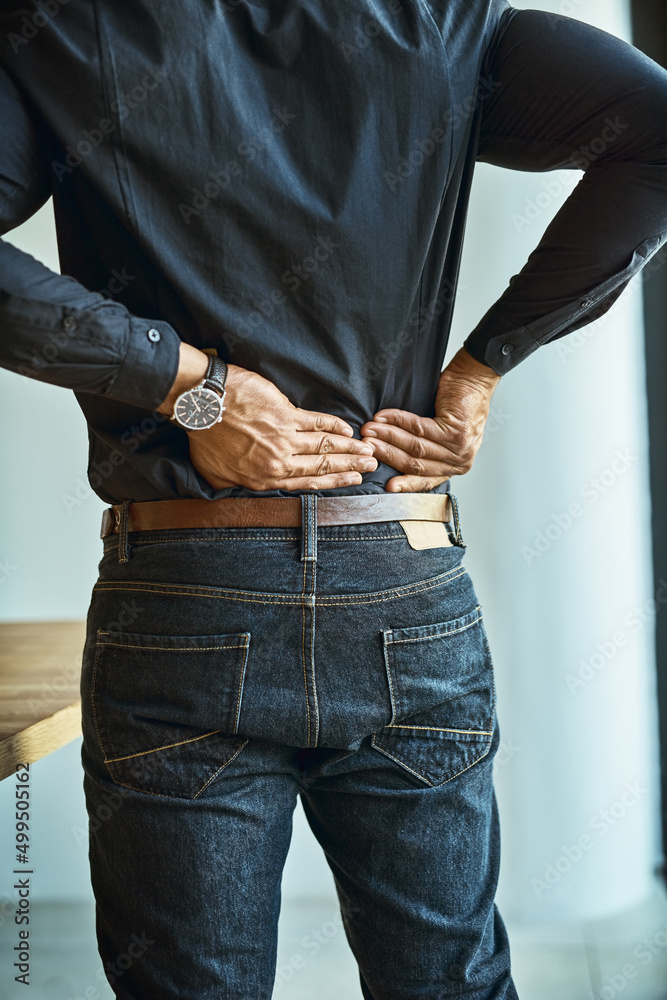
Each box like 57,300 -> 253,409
360,346 -> 501,492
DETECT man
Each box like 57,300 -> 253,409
1,1 -> 666,997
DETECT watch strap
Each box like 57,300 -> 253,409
202,355 -> 228,396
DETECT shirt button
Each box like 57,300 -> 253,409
501,343 -> 512,356
62,315 -> 77,331
147,328 -> 161,342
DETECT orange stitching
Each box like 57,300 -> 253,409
192,740 -> 248,799
104,729 -> 223,763
91,566 -> 468,607
97,642 -> 248,652
386,612 -> 482,644
385,724 -> 494,735
232,637 -> 249,733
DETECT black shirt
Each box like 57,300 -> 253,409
0,0 -> 654,502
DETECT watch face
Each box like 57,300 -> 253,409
174,386 -> 225,430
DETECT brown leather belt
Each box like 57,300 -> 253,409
100,493 -> 454,538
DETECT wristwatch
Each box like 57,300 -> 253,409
171,354 -> 228,430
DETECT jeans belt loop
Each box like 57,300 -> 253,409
118,498 -> 132,564
446,491 -> 464,547
300,494 -> 317,563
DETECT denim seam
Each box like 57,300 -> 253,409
91,565 -> 466,604
370,738 -> 432,785
102,533 -> 413,549
91,569 -> 469,607
107,535 -> 304,544
301,508 -> 311,747
91,633 -> 107,763
382,632 -> 398,724
233,636 -> 250,733
97,641 -> 248,652
309,500 -> 319,744
105,729 -> 224,763
192,740 -> 248,800
103,534 -> 410,546
90,571 -> 468,607
386,614 -> 483,644
316,570 -> 468,604
371,731 -> 495,787
385,724 -> 494,735
104,738 -> 249,801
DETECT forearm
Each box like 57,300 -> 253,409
156,342 -> 211,415
0,237 -> 181,410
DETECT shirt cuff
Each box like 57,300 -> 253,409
464,234 -> 665,375
107,315 -> 181,410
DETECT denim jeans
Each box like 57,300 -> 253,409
80,495 -> 518,999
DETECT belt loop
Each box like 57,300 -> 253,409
446,491 -> 465,547
118,499 -> 132,564
300,494 -> 317,563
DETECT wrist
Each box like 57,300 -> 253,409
157,343 -> 210,415
443,346 -> 501,389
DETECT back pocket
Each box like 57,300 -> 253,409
92,629 -> 250,799
372,606 -> 495,787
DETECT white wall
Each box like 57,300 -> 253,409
0,0 -> 661,928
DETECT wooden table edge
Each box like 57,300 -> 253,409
0,700 -> 82,782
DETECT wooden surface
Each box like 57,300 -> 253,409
0,621 -> 86,781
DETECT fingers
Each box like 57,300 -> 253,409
297,407 -> 355,437
276,471 -> 368,491
364,409 -> 432,436
278,451 -> 378,481
361,421 -> 444,461
296,430 -> 375,457
361,419 -> 455,479
385,474 -> 451,493
364,436 -> 453,480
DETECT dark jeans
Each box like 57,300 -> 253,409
81,495 -> 516,999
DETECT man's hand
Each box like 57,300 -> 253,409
159,346 -> 378,491
360,347 -> 501,492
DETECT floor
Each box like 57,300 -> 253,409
1,883 -> 666,999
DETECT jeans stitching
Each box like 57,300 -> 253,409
386,612 -> 483,644
370,737 -> 434,786
385,724 -> 494,735
103,737 -> 249,802
96,641 -> 248,652
301,502 -> 311,747
309,499 -> 319,745
103,534 -> 405,550
105,730 -> 224,763
91,565 -> 467,604
91,632 -> 107,762
233,636 -> 250,734
316,570 -> 468,604
382,631 -> 399,724
371,730 -> 495,787
192,739 -> 248,800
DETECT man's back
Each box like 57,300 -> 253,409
0,0 -> 509,501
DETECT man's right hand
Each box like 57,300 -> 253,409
158,345 -> 377,491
